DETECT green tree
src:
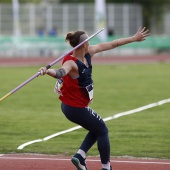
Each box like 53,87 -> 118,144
0,0 -> 40,3
0,0 -> 11,2
106,0 -> 170,28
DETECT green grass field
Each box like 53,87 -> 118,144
0,63 -> 170,159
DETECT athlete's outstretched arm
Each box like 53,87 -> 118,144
89,26 -> 150,56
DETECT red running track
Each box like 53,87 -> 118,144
0,154 -> 170,170
0,55 -> 170,66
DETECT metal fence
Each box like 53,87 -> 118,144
0,3 -> 169,57
0,3 -> 142,36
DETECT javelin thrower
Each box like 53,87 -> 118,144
39,27 -> 150,170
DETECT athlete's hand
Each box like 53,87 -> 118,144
39,67 -> 47,76
132,26 -> 150,42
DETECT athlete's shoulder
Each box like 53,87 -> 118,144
62,53 -> 77,64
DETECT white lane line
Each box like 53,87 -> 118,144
104,98 -> 170,121
17,127 -> 82,150
17,98 -> 170,150
0,156 -> 170,165
110,160 -> 170,165
43,125 -> 82,141
17,139 -> 42,150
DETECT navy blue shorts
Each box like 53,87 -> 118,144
61,102 -> 108,136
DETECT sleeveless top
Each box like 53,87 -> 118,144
54,53 -> 94,107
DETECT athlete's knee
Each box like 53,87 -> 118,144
98,123 -> 109,136
103,125 -> 109,135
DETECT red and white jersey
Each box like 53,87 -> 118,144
55,53 -> 94,107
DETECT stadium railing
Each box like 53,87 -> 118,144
0,36 -> 170,58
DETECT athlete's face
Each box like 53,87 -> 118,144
79,33 -> 89,53
84,41 -> 89,53
84,34 -> 89,52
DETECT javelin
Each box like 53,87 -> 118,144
0,28 -> 104,102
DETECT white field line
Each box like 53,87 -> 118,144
17,139 -> 43,150
17,98 -> 170,150
0,156 -> 170,165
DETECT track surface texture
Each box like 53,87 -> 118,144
0,154 -> 170,170
0,55 -> 170,67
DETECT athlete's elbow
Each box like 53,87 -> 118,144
54,68 -> 66,79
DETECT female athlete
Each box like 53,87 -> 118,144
39,27 -> 150,170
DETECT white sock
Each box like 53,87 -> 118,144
77,149 -> 86,159
102,161 -> 110,169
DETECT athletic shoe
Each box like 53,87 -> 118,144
102,166 -> 112,170
71,153 -> 88,170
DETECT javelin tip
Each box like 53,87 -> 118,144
0,93 -> 11,102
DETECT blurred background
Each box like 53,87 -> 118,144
0,0 -> 170,58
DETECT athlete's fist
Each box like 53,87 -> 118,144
39,67 -> 47,76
